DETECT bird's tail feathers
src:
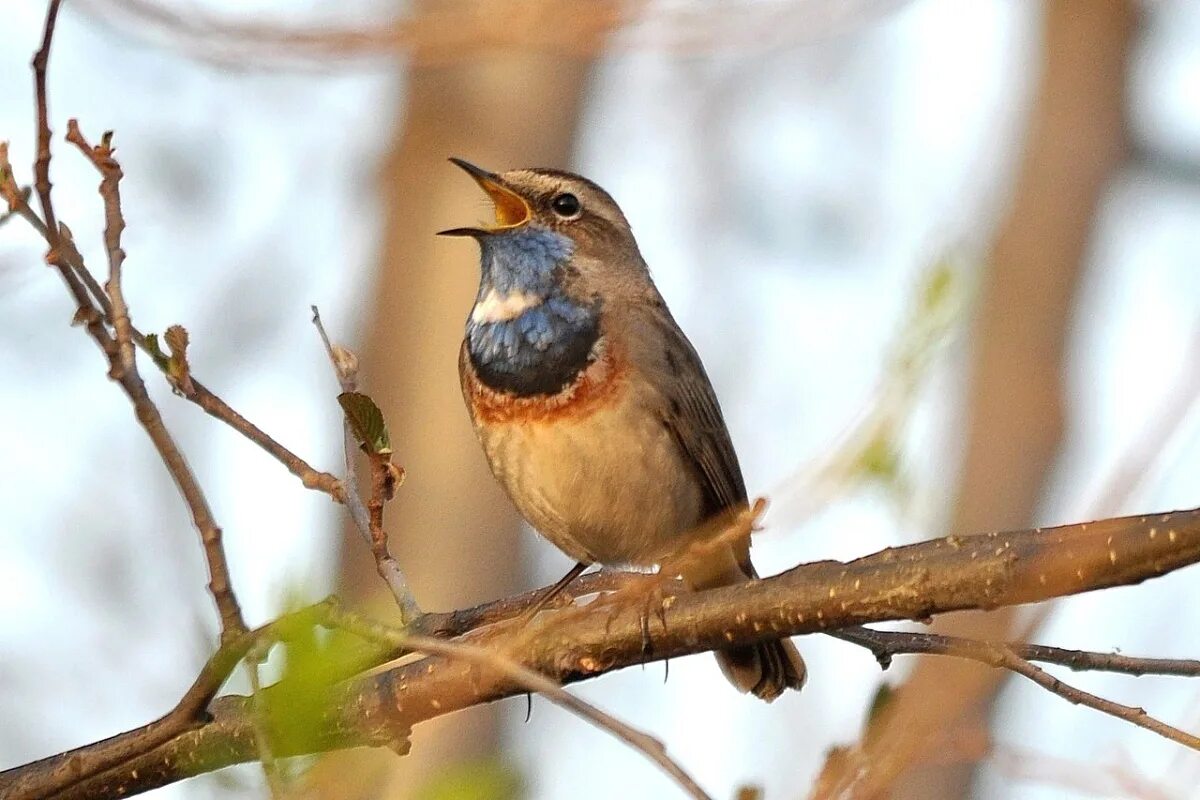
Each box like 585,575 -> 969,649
715,637 -> 807,702
684,546 -> 807,702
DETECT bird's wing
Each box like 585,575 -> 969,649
633,303 -> 749,518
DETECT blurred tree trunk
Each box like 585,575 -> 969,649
301,22 -> 597,800
881,2 -> 1136,797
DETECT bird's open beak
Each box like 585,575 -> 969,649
437,158 -> 531,237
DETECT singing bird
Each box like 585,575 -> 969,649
440,159 -> 805,700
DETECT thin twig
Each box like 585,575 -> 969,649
834,627 -> 1200,752
32,0 -> 62,240
313,306 -> 369,533
995,644 -> 1200,752
176,377 -> 345,499
28,14 -> 249,644
832,626 -> 1200,678
0,175 -> 343,502
20,6 -> 116,355
64,120 -> 135,377
26,7 -> 250,640
0,185 -> 32,228
62,122 -> 246,640
327,606 -> 715,800
312,306 -> 420,620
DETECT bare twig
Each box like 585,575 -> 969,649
0,169 -> 344,502
312,306 -> 420,620
327,606 -> 715,800
834,627 -> 1200,752
178,376 -> 346,499
63,120 -> 135,376
997,644 -> 1200,752
832,626 -> 1200,678
0,185 -> 32,228
21,1 -> 115,355
313,306 -> 369,533
62,122 -> 246,640
32,0 -> 62,240
22,9 -> 253,641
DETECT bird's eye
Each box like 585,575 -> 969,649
550,192 -> 581,219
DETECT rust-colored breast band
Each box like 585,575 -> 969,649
463,339 -> 626,426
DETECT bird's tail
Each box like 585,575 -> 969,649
715,636 -> 807,702
685,549 -> 806,702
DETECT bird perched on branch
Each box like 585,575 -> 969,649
440,159 -> 805,701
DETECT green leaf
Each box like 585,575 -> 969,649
414,758 -> 524,800
338,391 -> 391,454
143,332 -> 169,370
261,623 -> 377,756
920,261 -> 956,315
857,434 -> 899,484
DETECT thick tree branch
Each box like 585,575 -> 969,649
330,611 -> 713,800
7,507 -> 1200,800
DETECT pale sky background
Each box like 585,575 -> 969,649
2,1 -> 1199,799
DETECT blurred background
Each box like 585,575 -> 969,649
2,1 -> 1199,798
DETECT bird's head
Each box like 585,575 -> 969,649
439,159 -> 647,305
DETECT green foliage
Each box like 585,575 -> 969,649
855,434 -> 900,484
142,332 -> 170,370
258,620 -> 371,756
839,257 -> 969,502
413,758 -> 524,800
338,391 -> 392,454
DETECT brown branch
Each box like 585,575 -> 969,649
63,121 -> 135,377
993,645 -> 1200,752
174,376 -> 346,499
0,600 -> 338,800
21,1 -> 115,356
0,160 -> 344,503
832,626 -> 1200,678
0,185 -> 32,228
313,307 -> 420,620
9,507 -> 1200,800
32,0 -> 62,240
329,609 -> 714,800
60,122 -> 247,640
837,628 -> 1200,752
17,6 -> 254,642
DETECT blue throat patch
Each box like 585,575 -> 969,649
466,226 -> 600,396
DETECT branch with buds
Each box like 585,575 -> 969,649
2,5 -> 1199,800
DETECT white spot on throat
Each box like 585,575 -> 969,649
471,287 -> 543,323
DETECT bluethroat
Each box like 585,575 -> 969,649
440,159 -> 806,701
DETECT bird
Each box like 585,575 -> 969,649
439,158 -> 806,701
